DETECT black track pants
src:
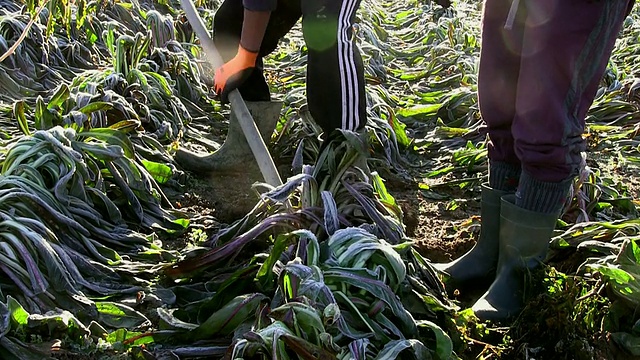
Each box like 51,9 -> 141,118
213,0 -> 367,134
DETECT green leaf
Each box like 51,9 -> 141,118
12,101 -> 30,136
336,237 -> 406,289
34,96 -> 53,130
108,119 -> 142,132
256,233 -> 296,290
387,113 -> 411,147
140,160 -> 173,184
47,84 -> 70,110
249,321 -> 295,359
191,293 -> 268,339
146,72 -> 174,96
106,328 -> 155,347
78,128 -> 135,159
196,265 -> 261,324
171,218 -> 190,229
7,296 -> 29,327
270,302 -> 326,342
96,302 -> 150,329
586,239 -> 640,306
397,104 -> 441,119
419,320 -> 453,360
77,102 -> 113,115
426,166 -> 456,178
372,173 -> 398,209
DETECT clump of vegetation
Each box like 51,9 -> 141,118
0,0 -> 639,358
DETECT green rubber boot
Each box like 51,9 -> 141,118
175,101 -> 283,175
471,194 -> 559,321
434,184 -> 510,292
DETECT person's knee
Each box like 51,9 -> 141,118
302,19 -> 339,52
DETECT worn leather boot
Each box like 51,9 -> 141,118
471,194 -> 559,321
175,101 -> 283,174
434,184 -> 510,293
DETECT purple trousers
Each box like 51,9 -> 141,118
479,0 -> 634,182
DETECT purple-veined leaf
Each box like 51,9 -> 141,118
348,338 -> 371,360
262,173 -> 313,203
373,339 -> 431,360
323,268 -> 418,337
321,191 -> 340,236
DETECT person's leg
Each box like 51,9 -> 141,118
473,0 -> 633,321
512,0 -> 632,213
301,0 -> 367,136
213,0 -> 302,101
479,0 -> 527,192
435,0 -> 526,291
175,0 -> 302,176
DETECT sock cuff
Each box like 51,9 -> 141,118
488,161 -> 521,192
516,171 -> 574,214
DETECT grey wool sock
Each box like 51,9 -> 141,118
488,161 -> 521,192
516,171 -> 574,215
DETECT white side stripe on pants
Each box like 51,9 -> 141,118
337,0 -> 360,131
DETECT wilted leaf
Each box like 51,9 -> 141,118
156,308 -> 198,330
0,337 -> 53,360
27,310 -> 90,339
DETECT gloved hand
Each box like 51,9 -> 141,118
214,44 -> 258,103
